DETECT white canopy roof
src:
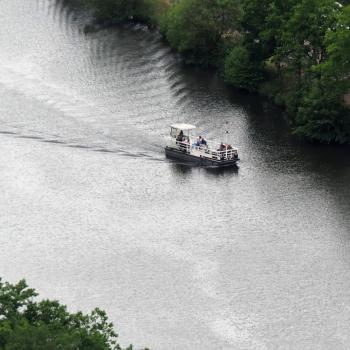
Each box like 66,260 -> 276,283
170,123 -> 196,131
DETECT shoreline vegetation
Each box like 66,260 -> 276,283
78,0 -> 349,144
0,278 -> 148,350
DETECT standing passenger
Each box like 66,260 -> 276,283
177,130 -> 184,142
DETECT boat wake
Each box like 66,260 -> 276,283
0,61 -> 166,161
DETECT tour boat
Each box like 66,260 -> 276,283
165,123 -> 239,167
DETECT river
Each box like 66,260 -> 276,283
0,1 -> 350,349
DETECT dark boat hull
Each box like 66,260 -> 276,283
165,147 -> 239,167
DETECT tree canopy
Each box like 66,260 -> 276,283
0,278 -> 147,350
161,0 -> 242,65
79,0 -> 350,143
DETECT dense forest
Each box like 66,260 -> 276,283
81,0 -> 349,144
0,278 -> 147,350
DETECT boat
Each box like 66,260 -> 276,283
165,123 -> 239,167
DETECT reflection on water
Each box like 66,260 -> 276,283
204,165 -> 240,177
168,162 -> 240,177
169,162 -> 194,174
0,1 -> 350,350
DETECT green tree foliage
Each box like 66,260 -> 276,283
161,0 -> 241,66
224,45 -> 263,91
238,0 -> 349,142
84,0 -> 139,22
294,5 -> 350,143
80,0 -> 350,143
240,0 -> 274,61
295,77 -> 350,143
83,0 -> 170,26
162,0 -> 220,65
273,0 -> 340,76
134,0 -> 170,26
321,5 -> 350,80
0,278 -> 146,350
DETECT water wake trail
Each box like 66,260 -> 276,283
0,61 -> 108,121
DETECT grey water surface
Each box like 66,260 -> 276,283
0,1 -> 350,349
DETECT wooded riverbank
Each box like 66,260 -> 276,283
75,0 -> 350,144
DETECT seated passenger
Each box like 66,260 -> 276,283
201,137 -> 207,146
218,142 -> 226,152
194,136 -> 202,147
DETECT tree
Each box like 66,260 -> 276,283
294,5 -> 350,143
134,0 -> 171,26
224,45 -> 264,91
0,278 -> 146,350
79,0 -> 349,143
85,0 -> 139,22
295,77 -> 350,143
273,0 -> 340,72
162,0 -> 241,66
162,0 -> 221,65
321,5 -> 350,81
240,0 -> 275,61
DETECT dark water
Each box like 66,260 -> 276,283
0,1 -> 350,349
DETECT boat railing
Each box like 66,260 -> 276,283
175,140 -> 191,151
210,148 -> 238,160
171,139 -> 238,161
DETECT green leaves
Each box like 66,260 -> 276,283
79,0 -> 350,143
224,45 -> 263,91
162,0 -> 242,66
292,4 -> 350,143
295,77 -> 350,143
322,5 -> 350,78
0,278 -> 144,350
84,0 -> 139,23
278,0 -> 339,67
163,0 -> 220,65
0,279 -> 37,321
239,0 -> 350,143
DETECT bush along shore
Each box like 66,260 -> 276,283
80,0 -> 349,144
0,278 -> 149,350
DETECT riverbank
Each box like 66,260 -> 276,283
79,0 -> 350,145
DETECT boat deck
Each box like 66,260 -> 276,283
166,138 -> 239,166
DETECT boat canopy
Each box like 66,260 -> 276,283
170,123 -> 196,131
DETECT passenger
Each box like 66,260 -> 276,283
216,142 -> 226,160
177,130 -> 184,142
201,137 -> 207,146
218,142 -> 226,152
224,144 -> 232,158
192,136 -> 202,148
191,136 -> 200,149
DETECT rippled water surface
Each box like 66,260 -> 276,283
1,1 -> 350,349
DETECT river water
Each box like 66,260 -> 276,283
0,1 -> 350,349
